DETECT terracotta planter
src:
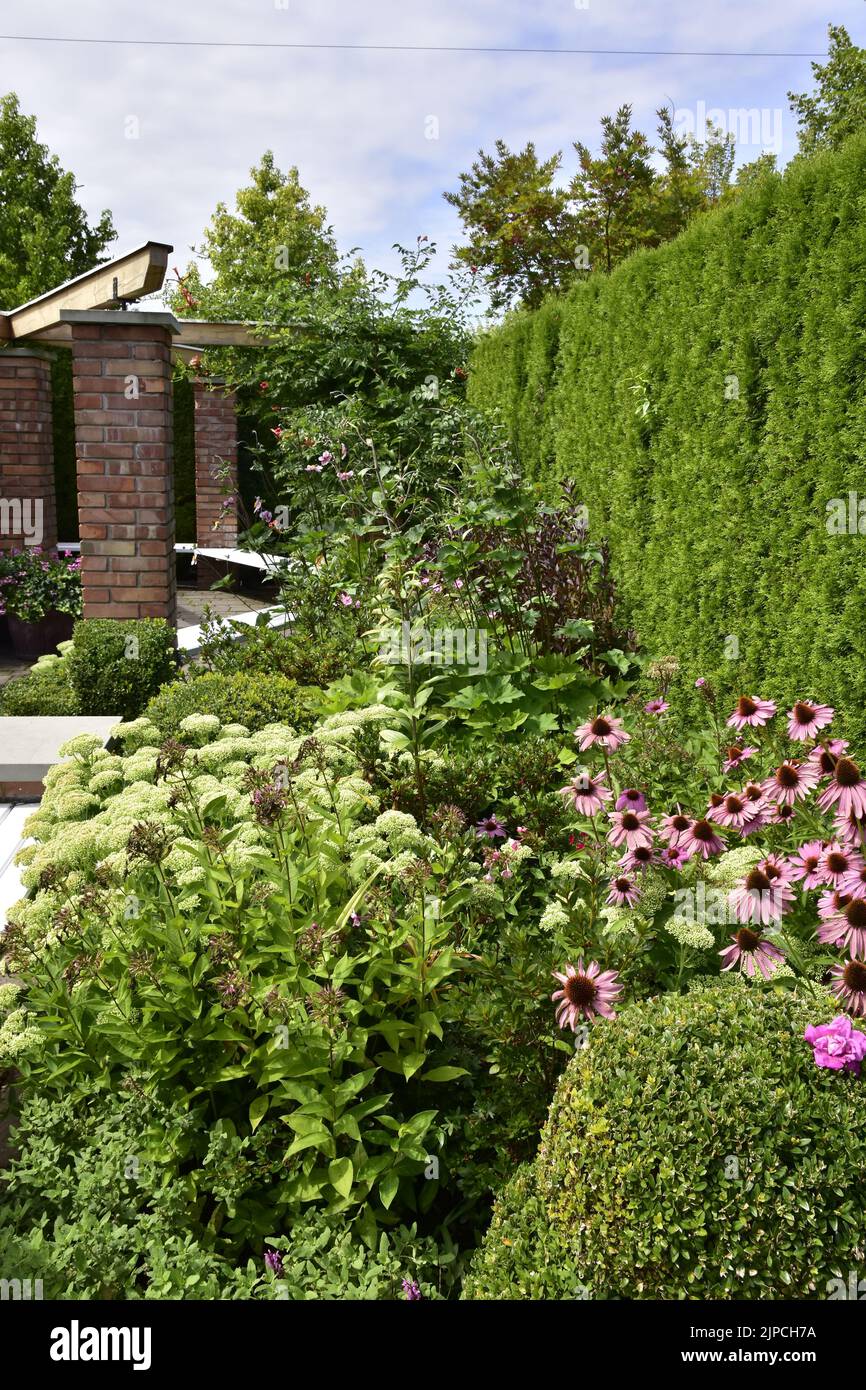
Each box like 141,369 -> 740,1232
6,610 -> 75,659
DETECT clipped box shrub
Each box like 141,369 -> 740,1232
144,669 -> 318,735
67,618 -> 177,720
0,658 -> 80,716
464,982 -> 866,1300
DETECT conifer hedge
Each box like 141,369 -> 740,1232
468,135 -> 866,734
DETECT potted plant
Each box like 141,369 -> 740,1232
0,548 -> 83,658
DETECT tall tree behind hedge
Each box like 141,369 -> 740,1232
789,23 -> 866,155
443,141 -> 580,310
0,93 -> 115,308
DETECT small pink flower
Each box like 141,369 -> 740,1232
720,927 -> 786,979
830,960 -> 866,1018
762,760 -> 819,806
723,744 -> 757,774
615,788 -> 646,813
818,757 -> 866,821
787,840 -> 826,889
695,678 -> 706,688
271,427 -> 283,439
607,876 -> 641,908
680,818 -> 725,860
618,844 -> 656,873
726,696 -> 777,731
552,959 -> 622,1029
607,809 -> 653,851
574,713 -> 630,752
821,843 -> 856,885
661,809 -> 692,846
558,772 -> 611,817
786,700 -> 834,741
644,698 -> 669,715
660,844 -> 687,869
338,592 -> 354,607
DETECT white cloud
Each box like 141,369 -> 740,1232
1,0 -> 863,294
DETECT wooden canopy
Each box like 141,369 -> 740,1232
0,241 -> 288,353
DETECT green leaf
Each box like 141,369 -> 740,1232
249,1095 -> 270,1132
328,1156 -> 354,1198
420,1065 -> 468,1082
379,1170 -> 400,1210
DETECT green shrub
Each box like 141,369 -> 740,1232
0,659 -> 79,716
67,618 -> 177,719
145,670 -> 319,735
468,133 -> 866,738
0,1090 -> 260,1300
464,982 -> 866,1299
199,612 -> 360,689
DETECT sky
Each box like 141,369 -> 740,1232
2,0 -> 865,299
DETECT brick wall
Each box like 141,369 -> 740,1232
0,349 -> 57,552
68,313 -> 177,626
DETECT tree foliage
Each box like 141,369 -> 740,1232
789,23 -> 866,156
0,92 -> 115,309
445,105 -> 737,305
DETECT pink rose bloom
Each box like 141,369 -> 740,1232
804,1016 -> 866,1075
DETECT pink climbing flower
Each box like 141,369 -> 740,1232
804,1016 -> 866,1074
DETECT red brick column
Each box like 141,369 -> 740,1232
193,378 -> 238,546
0,347 -> 57,552
64,310 -> 179,626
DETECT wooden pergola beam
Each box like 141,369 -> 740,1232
173,320 -> 305,348
0,242 -> 172,342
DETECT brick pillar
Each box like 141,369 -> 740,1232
64,309 -> 179,626
0,347 -> 57,552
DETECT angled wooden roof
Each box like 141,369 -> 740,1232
0,242 -> 294,351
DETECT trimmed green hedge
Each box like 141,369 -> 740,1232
144,669 -> 319,735
68,618 -> 178,719
464,982 -> 866,1300
468,135 -> 866,735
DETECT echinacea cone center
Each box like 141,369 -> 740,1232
745,869 -> 772,893
565,974 -> 596,1007
735,928 -> 761,951
835,757 -> 862,788
843,960 -> 866,992
845,899 -> 866,929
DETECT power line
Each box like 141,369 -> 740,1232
0,33 -> 828,59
